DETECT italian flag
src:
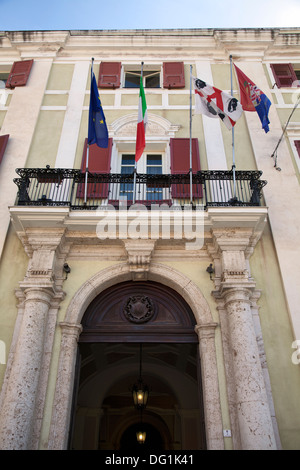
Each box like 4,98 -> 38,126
135,75 -> 148,162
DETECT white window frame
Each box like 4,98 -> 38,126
122,64 -> 162,89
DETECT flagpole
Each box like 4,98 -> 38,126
271,93 -> 300,170
189,65 -> 193,205
133,61 -> 144,204
84,57 -> 94,204
230,55 -> 237,200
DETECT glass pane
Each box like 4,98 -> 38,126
147,155 -> 162,165
146,73 -> 160,88
147,167 -> 162,175
146,154 -> 163,200
121,167 -> 134,175
124,73 -> 140,88
121,155 -> 135,200
122,155 -> 135,166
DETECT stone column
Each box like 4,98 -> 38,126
0,228 -> 68,450
221,287 -> 276,449
195,323 -> 224,450
0,288 -> 54,449
48,322 -> 82,450
210,227 -> 277,450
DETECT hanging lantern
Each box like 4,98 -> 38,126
132,378 -> 149,410
136,430 -> 146,444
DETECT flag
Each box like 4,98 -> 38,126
135,75 -> 148,162
234,64 -> 271,133
193,76 -> 243,130
88,72 -> 108,148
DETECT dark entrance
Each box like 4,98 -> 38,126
70,281 -> 206,450
120,422 -> 164,451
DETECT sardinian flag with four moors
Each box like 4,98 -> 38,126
193,76 -> 243,130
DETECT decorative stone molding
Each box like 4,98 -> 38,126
109,113 -> 181,139
17,227 -> 71,293
123,295 -> 155,323
49,262 -> 223,450
123,239 -> 156,280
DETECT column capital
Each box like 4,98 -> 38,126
16,227 -> 71,293
195,322 -> 219,340
59,322 -> 83,341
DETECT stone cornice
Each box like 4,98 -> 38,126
1,28 -> 299,61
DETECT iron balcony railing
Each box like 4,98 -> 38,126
13,167 -> 267,210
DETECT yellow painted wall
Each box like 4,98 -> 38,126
250,223 -> 300,449
25,110 -> 65,168
0,224 -> 28,388
46,64 -> 74,91
42,94 -> 69,106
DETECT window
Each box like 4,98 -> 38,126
5,60 -> 34,89
120,154 -> 135,200
295,141 -> 300,159
0,74 -> 8,89
146,155 -> 163,201
98,62 -> 121,89
124,70 -> 160,89
163,62 -> 185,89
170,138 -> 202,197
271,63 -> 300,88
77,138 -> 113,199
0,134 -> 9,166
98,61 -> 185,89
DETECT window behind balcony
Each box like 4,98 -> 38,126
120,155 -> 135,201
147,155 -> 163,201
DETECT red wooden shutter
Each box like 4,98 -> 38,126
270,64 -> 298,88
5,60 -> 34,89
98,62 -> 121,89
0,134 -> 9,165
77,138 -> 113,199
163,62 -> 185,89
170,138 -> 202,197
295,140 -> 300,158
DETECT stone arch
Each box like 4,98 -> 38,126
48,262 -> 224,450
110,113 -> 181,140
63,262 -> 213,326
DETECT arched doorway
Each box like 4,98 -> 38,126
70,281 -> 206,450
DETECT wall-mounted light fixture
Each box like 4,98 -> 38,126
63,263 -> 71,280
206,263 -> 214,281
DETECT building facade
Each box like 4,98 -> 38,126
0,28 -> 300,450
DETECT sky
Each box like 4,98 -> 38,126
1,0 -> 300,31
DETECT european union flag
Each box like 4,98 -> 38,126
88,72 -> 108,148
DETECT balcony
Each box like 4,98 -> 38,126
13,167 -> 267,210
